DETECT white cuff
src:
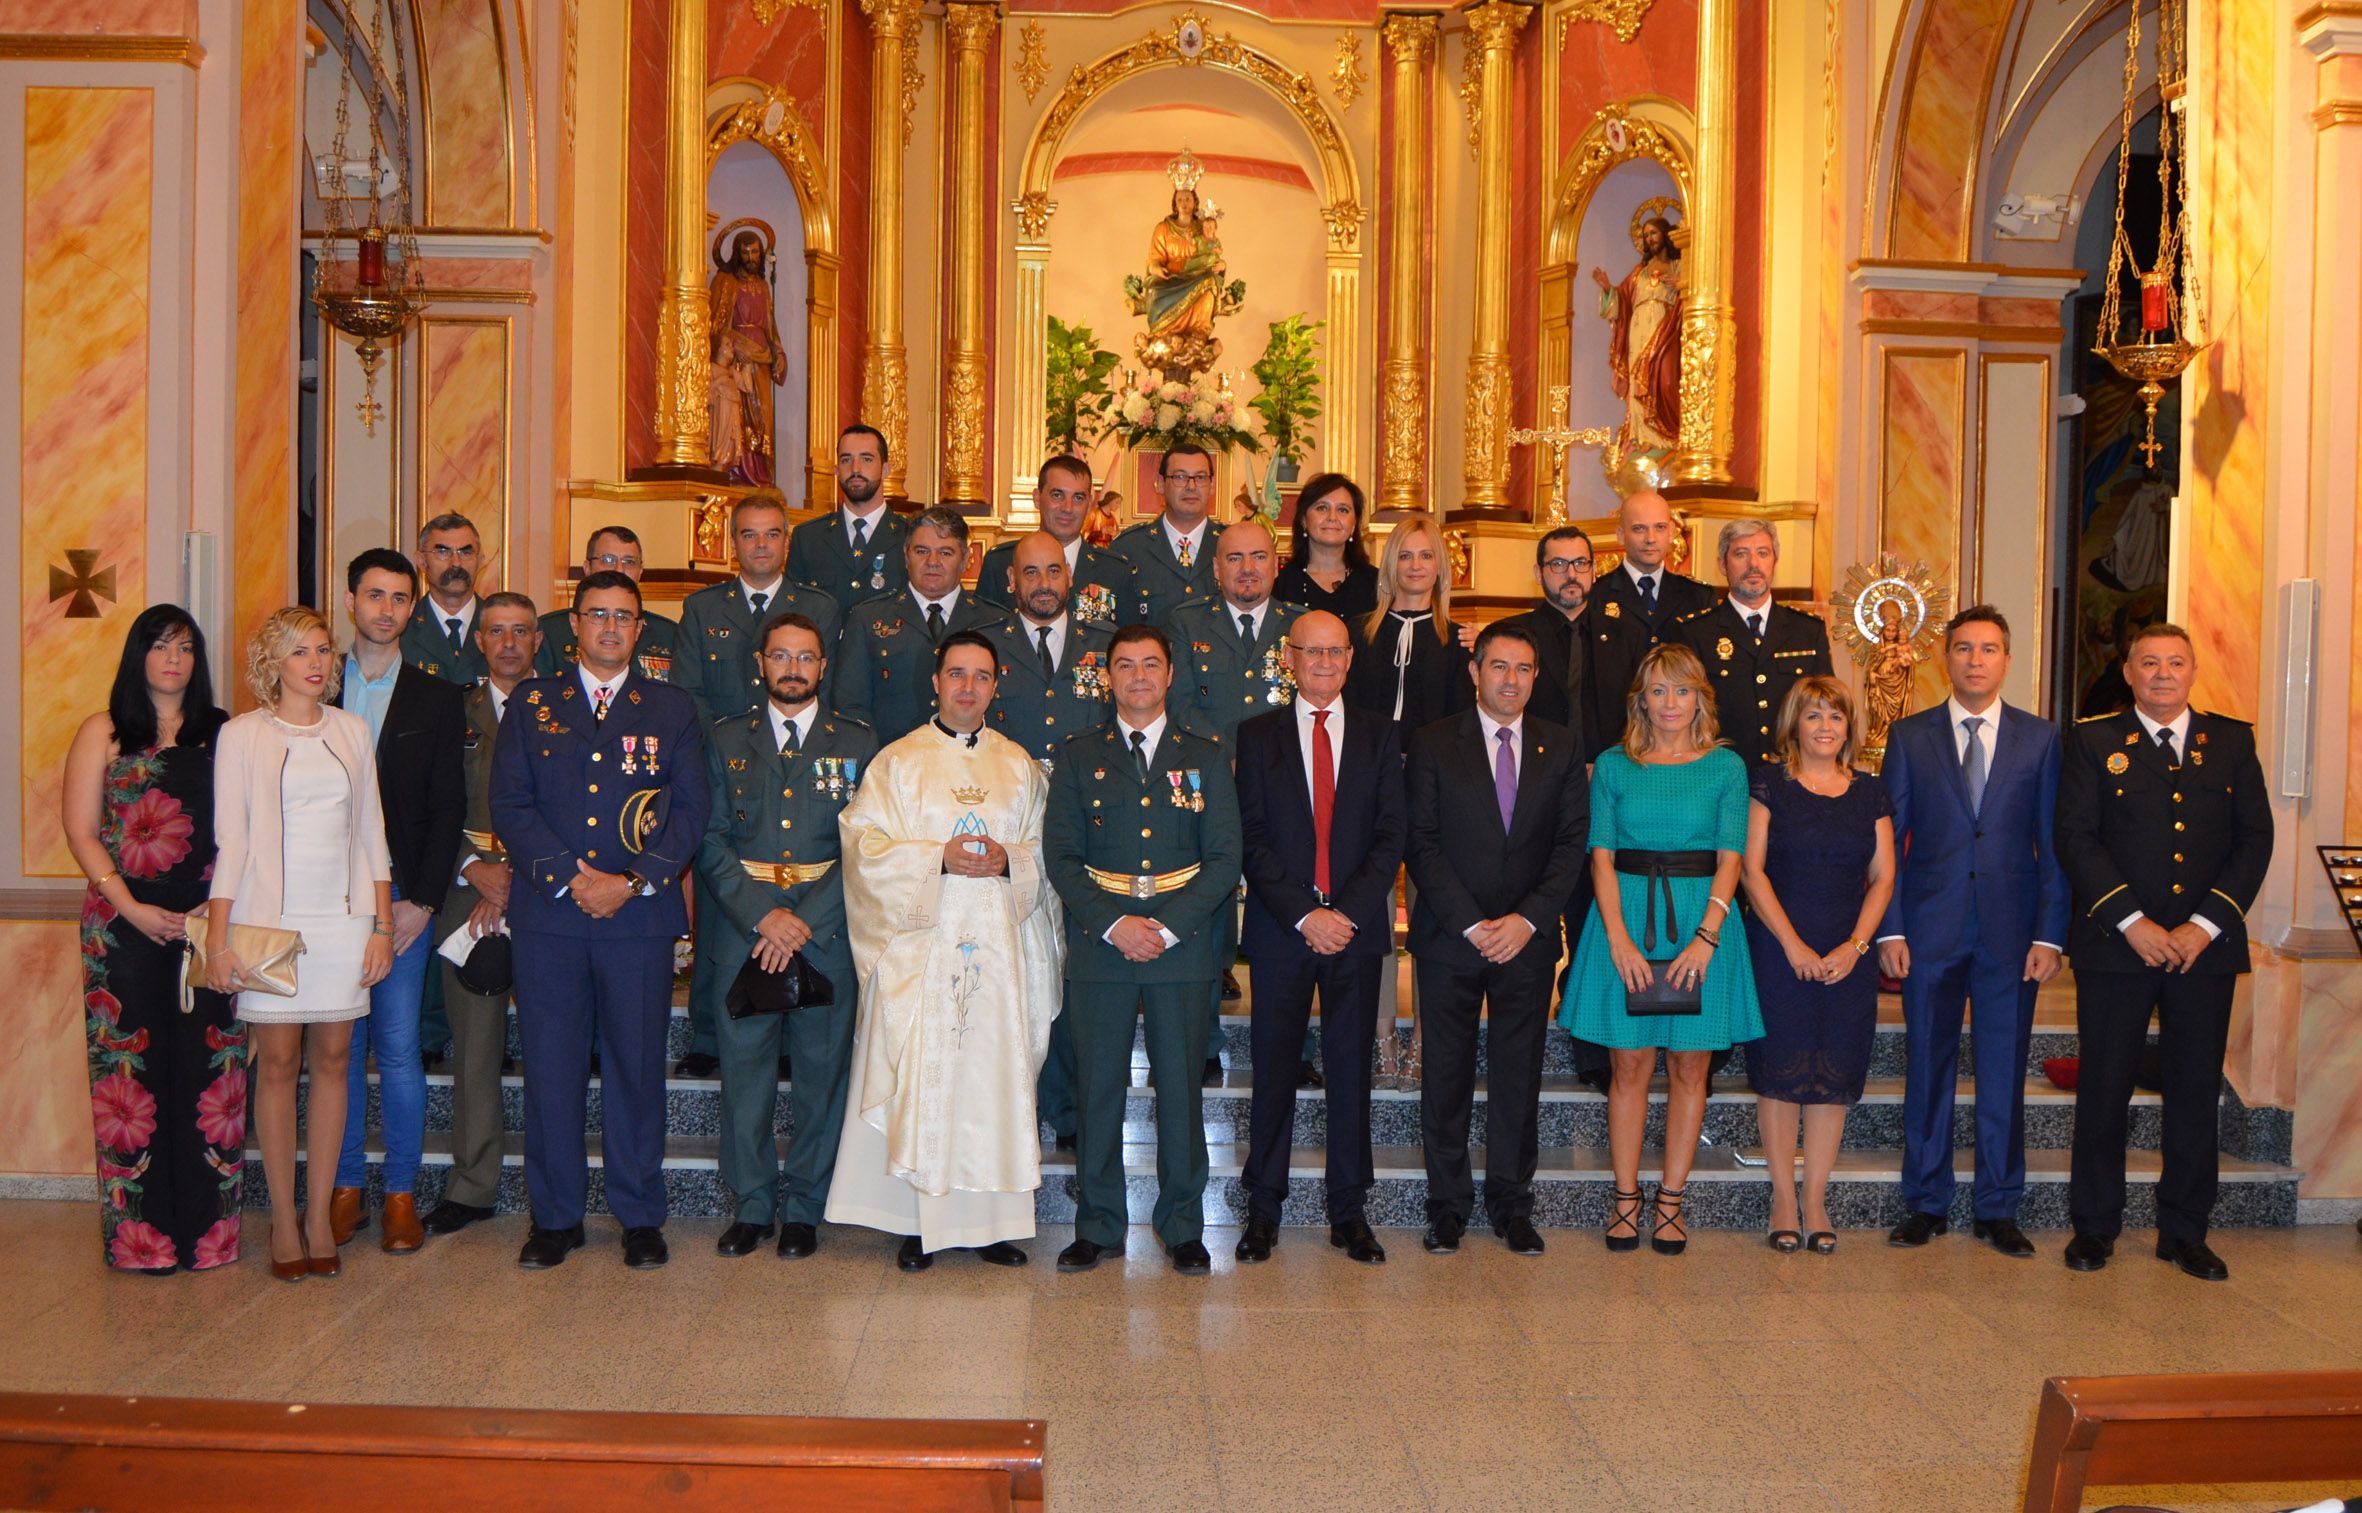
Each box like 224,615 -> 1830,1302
2117,911 -> 2144,932
2193,915 -> 2222,941
1874,934 -> 1903,944
2032,940 -> 2061,952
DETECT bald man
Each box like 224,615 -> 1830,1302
1588,492 -> 1713,641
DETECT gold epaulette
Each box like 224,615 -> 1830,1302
1671,604 -> 1717,625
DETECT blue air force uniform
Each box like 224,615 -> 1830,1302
490,667 -> 710,1234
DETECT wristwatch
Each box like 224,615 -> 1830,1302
619,869 -> 653,898
1849,937 -> 1870,956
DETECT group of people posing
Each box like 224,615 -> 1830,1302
67,423 -> 2272,1284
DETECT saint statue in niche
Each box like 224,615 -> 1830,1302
1124,148 -> 1245,380
708,223 -> 784,487
1592,207 -> 1684,482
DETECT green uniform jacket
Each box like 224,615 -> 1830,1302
830,588 -> 998,745
1045,720 -> 1242,984
533,605 -> 684,683
401,596 -> 488,686
787,506 -> 911,609
674,578 -> 843,727
693,708 -> 877,977
1164,598 -> 1306,747
976,538 -> 1143,629
1109,518 -> 1217,629
982,614 -> 1116,763
455,682 -> 503,852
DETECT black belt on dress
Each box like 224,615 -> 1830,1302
1612,848 -> 1719,953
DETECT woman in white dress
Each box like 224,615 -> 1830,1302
206,608 -> 392,1280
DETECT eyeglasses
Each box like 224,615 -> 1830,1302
422,543 -> 478,560
589,553 -> 642,571
1294,646 -> 1351,660
577,608 -> 640,626
761,650 -> 823,668
1165,471 -> 1212,486
1541,557 -> 1593,573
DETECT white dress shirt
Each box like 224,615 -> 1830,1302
844,500 -> 888,551
767,700 -> 816,755
2122,705 -> 2216,939
1107,711 -> 1179,948
1019,611 -> 1069,671
1728,593 -> 1772,638
1296,695 -> 1348,932
912,585 -> 961,623
740,574 -> 785,616
429,596 -> 477,644
1224,598 -> 1266,643
1063,536 -> 1083,571
1623,559 -> 1665,600
1164,515 -> 1209,566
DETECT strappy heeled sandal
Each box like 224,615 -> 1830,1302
1605,1187 -> 1645,1252
1397,1034 -> 1423,1090
1651,1185 -> 1690,1256
1806,1230 -> 1837,1255
1766,1228 -> 1802,1253
1373,1031 -> 1401,1092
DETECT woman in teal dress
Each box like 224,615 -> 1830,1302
1560,643 -> 1763,1254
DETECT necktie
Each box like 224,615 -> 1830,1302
926,602 -> 946,641
1238,611 -> 1256,647
1493,727 -> 1517,833
750,591 -> 769,618
1563,620 -> 1587,714
1961,715 -> 1987,813
1130,727 -> 1149,781
1638,574 -> 1658,617
1176,534 -> 1194,569
2157,727 -> 2178,765
1311,708 -> 1335,897
851,516 -> 869,557
447,616 -> 464,646
1036,625 -> 1055,679
779,718 -> 799,757
1746,611 -> 1764,644
593,686 -> 613,723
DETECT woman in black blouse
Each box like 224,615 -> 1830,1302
1274,473 -> 1379,622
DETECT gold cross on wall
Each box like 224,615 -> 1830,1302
1508,384 -> 1613,527
48,550 -> 116,619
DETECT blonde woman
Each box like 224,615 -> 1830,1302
1559,644 -> 1763,1254
1739,677 -> 1895,1255
208,608 -> 393,1281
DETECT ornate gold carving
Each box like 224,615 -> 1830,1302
1462,353 -> 1511,504
706,85 -> 829,217
1459,2 -> 1529,158
1444,529 -> 1472,590
1509,384 -> 1614,527
1380,359 -> 1429,507
560,0 -> 580,157
1458,38 -> 1483,157
1381,13 -> 1440,62
1820,0 -> 1840,192
1015,18 -> 1049,102
752,0 -> 826,20
901,44 -> 924,144
692,494 -> 731,564
1012,190 -> 1057,240
943,353 -> 988,488
658,285 -> 713,457
859,0 -> 921,41
862,346 -> 910,493
1320,199 -> 1364,252
1556,0 -> 1656,46
944,1 -> 998,51
1551,103 -> 1695,247
1331,32 -> 1366,109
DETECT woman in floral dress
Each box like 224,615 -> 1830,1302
61,605 -> 244,1273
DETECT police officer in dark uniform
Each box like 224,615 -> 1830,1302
977,455 -> 1141,628
695,611 -> 875,1261
490,571 -> 710,1272
1108,444 -> 1220,627
2055,623 -> 2272,1282
534,525 -> 685,681
786,424 -> 912,607
1670,518 -> 1834,766
1587,491 -> 1714,642
833,507 -> 997,745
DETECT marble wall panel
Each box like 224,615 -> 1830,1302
19,87 -> 151,878
1878,346 -> 1964,710
0,920 -> 93,1180
623,0 -> 665,471
2293,959 -> 2362,1199
0,0 -> 191,32
420,317 -> 512,588
1555,0 -> 1698,162
1884,0 -> 2012,261
416,0 -> 515,227
233,0 -> 299,685
710,0 -> 828,130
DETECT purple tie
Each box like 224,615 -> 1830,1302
1494,727 -> 1517,832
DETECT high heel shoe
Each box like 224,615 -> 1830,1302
304,1224 -> 341,1277
269,1231 -> 308,1284
1397,1034 -> 1423,1091
1604,1187 -> 1644,1252
1373,1030 -> 1401,1092
1650,1185 -> 1689,1256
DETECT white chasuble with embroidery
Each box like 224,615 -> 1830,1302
826,723 -> 1062,1246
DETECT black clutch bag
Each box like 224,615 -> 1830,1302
726,952 -> 834,1018
1624,960 -> 1703,1017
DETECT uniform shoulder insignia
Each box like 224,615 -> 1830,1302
2074,710 -> 2120,723
2195,709 -> 2252,726
1673,605 -> 1715,625
1603,601 -> 1622,619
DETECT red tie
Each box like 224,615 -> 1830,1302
1311,708 -> 1334,897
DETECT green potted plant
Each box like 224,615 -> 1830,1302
1247,314 -> 1322,518
1044,315 -> 1121,456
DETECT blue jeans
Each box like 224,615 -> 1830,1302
335,893 -> 432,1193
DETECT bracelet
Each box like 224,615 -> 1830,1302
93,869 -> 120,889
1706,895 -> 1732,915
1694,927 -> 1720,946
372,922 -> 395,937
1850,938 -> 1870,957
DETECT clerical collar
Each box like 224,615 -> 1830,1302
931,716 -> 981,748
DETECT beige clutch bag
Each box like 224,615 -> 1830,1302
182,915 -> 305,1012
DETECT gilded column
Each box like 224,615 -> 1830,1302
939,1 -> 998,509
1380,14 -> 1440,513
1458,0 -> 1528,511
652,0 -> 711,468
862,0 -> 923,498
1672,0 -> 1739,485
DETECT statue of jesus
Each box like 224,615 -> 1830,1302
708,228 -> 784,488
1592,215 -> 1683,457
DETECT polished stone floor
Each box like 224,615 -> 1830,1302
4,1203 -> 2356,1511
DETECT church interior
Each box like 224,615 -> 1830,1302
3,0 -> 2362,1507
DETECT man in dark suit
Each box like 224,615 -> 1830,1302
1876,606 -> 2069,1258
978,455 -> 1141,628
1587,491 -> 1713,642
832,507 -> 998,744
2056,623 -> 2272,1281
492,572 -> 711,1271
1232,612 -> 1404,1265
1670,519 -> 1834,766
1108,443 -> 1220,628
787,424 -> 912,607
1405,622 -> 1590,1256
399,513 -> 491,686
1496,525 -> 1646,765
327,548 -> 466,1257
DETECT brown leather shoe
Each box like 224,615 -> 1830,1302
380,1193 -> 424,1254
328,1186 -> 367,1247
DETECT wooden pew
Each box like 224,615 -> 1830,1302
2023,1371 -> 2362,1513
0,1392 -> 1046,1512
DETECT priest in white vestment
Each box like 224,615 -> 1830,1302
825,630 -> 1065,1266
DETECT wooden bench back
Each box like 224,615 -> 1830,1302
0,1392 -> 1046,1512
2024,1371 -> 2362,1513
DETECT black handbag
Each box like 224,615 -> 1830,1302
1624,960 -> 1703,1017
725,952 -> 835,1018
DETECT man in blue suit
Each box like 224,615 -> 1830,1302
1875,605 -> 2068,1257
492,572 -> 711,1272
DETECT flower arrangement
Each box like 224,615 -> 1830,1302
1108,372 -> 1259,455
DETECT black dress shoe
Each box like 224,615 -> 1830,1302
1053,1133 -> 1076,1152
897,1235 -> 933,1272
421,1199 -> 494,1236
2156,1236 -> 2229,1281
1297,1060 -> 1323,1089
1168,1239 -> 1212,1274
1887,1211 -> 1949,1247
517,1224 -> 585,1269
1972,1218 -> 2036,1259
1422,1214 -> 1465,1254
776,1222 -> 817,1259
1235,1215 -> 1278,1263
1057,1237 -> 1111,1272
715,1221 -> 775,1257
1498,1216 -> 1546,1256
587,1053 -> 600,1076
1201,1056 -> 1223,1086
969,1241 -> 1029,1267
1330,1218 -> 1386,1265
2063,1232 -> 2115,1272
1221,969 -> 1242,1002
622,1226 -> 669,1269
674,1051 -> 720,1078
778,1055 -> 792,1081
